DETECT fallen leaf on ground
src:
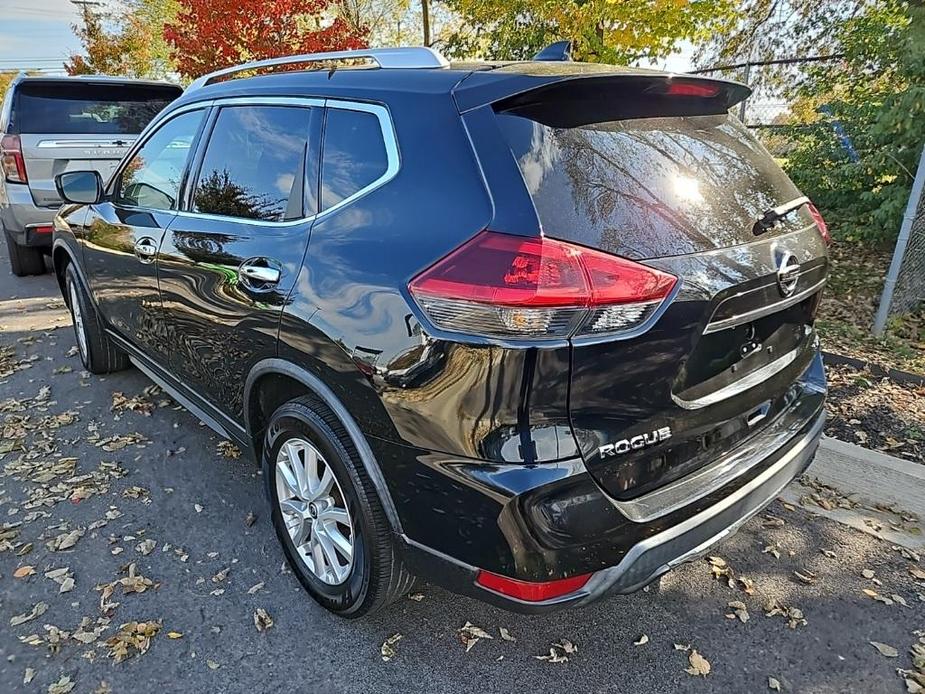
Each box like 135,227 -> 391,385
167,631 -> 183,639
380,633 -> 402,661
634,634 -> 649,646
48,528 -> 84,551
135,539 -> 156,555
765,598 -> 806,629
726,600 -> 750,623
13,565 -> 34,578
105,621 -> 161,662
685,649 -> 711,677
10,601 -> 48,626
207,660 -> 220,670
247,582 -> 265,595
253,608 -> 273,632
870,641 -> 898,658
457,622 -> 493,652
535,646 -> 569,663
499,627 -> 515,642
47,675 -> 75,694
768,676 -> 782,691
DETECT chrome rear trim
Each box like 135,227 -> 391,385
671,346 -> 801,411
608,407 -> 824,523
703,278 -> 826,334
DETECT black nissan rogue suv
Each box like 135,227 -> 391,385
52,46 -> 829,617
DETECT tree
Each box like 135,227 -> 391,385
164,0 -> 368,80
702,0 -> 921,244
65,1 -> 177,78
440,0 -> 739,64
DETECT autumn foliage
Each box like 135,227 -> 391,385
164,0 -> 368,79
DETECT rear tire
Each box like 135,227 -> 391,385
4,229 -> 45,276
65,263 -> 129,374
264,395 -> 414,617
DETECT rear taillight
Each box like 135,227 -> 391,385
408,230 -> 677,340
806,202 -> 831,246
476,569 -> 592,602
1,134 -> 27,184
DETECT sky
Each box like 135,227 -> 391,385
0,0 -> 84,73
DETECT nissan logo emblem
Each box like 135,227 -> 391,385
776,252 -> 800,297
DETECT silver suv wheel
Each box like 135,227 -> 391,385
68,280 -> 88,362
275,437 -> 354,585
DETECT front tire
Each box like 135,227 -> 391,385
4,229 -> 45,276
64,263 -> 129,374
264,396 -> 413,617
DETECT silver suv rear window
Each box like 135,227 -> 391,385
12,82 -> 178,135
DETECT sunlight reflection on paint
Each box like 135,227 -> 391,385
673,175 -> 703,203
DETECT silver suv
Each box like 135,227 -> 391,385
1,75 -> 180,276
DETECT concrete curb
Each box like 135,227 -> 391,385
782,436 -> 925,550
810,436 -> 925,518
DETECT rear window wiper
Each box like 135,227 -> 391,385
753,196 -> 809,236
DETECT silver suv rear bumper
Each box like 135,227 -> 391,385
1,181 -> 54,240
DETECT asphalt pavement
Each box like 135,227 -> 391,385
0,246 -> 923,694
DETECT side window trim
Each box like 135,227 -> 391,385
318,100 -> 400,218
107,102 -> 212,207
166,96 -> 400,227
177,96 -> 324,228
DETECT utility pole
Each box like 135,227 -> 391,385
421,0 -> 431,47
70,0 -> 102,32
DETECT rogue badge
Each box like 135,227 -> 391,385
598,427 -> 672,458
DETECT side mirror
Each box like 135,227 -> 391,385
55,170 -> 103,205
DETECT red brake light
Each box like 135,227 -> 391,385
665,81 -> 721,98
31,225 -> 53,234
806,202 -> 831,246
1,134 -> 27,184
408,230 -> 677,339
476,569 -> 592,602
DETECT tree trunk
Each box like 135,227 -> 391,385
422,0 -> 431,46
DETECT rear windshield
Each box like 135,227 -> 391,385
11,82 -> 179,135
496,112 -> 809,259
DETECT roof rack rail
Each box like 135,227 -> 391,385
186,47 -> 450,91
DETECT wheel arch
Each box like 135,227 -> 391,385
52,238 -> 90,306
244,358 -> 404,535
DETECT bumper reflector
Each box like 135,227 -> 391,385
476,569 -> 592,602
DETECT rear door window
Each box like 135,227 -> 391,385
192,105 -> 320,222
12,82 -> 179,135
114,109 -> 205,210
320,108 -> 389,211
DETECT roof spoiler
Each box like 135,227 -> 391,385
455,71 -> 751,124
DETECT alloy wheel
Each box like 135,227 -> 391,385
275,437 -> 354,585
68,281 -> 88,363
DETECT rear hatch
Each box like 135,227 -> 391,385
9,80 -> 181,207
486,68 -> 829,500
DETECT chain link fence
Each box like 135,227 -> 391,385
696,57 -> 924,333
691,56 -> 844,159
873,146 -> 925,334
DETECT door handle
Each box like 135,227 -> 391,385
134,237 -> 158,263
238,262 -> 280,286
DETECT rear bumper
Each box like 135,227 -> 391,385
0,181 -> 54,245
390,350 -> 826,612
